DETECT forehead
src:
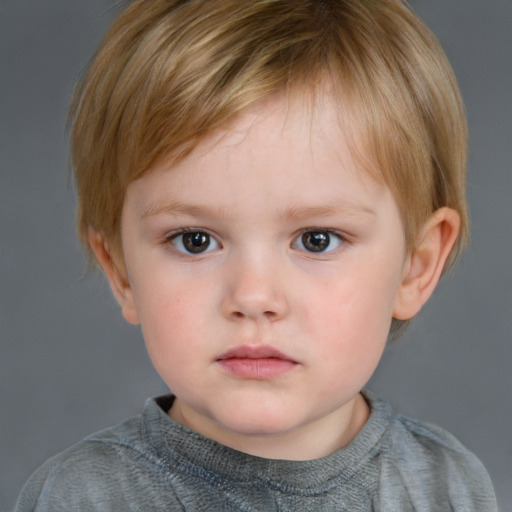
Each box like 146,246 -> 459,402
124,93 -> 391,224
152,89 -> 378,187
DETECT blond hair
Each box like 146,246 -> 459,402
70,0 -> 468,333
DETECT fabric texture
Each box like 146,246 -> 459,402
16,392 -> 497,511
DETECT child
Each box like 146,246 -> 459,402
16,0 -> 497,510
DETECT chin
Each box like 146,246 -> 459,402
213,405 -> 302,438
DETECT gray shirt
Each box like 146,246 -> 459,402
16,392 -> 497,511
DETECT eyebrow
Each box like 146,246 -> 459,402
141,199 -> 376,222
141,200 -> 231,220
283,201 -> 376,222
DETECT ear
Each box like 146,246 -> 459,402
88,229 -> 140,325
393,207 -> 460,320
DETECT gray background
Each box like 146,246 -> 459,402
1,0 -> 510,510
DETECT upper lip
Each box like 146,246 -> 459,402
217,345 -> 297,362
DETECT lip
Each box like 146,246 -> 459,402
216,345 -> 298,380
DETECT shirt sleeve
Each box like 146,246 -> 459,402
377,414 -> 498,512
14,438 -> 186,512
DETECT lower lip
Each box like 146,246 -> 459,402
218,358 -> 297,379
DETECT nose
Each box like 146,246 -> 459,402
220,253 -> 289,322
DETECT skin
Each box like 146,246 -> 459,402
91,93 -> 460,461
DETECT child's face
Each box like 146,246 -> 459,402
116,94 -> 410,456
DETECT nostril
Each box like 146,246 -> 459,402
222,284 -> 288,321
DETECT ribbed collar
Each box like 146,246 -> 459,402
140,391 -> 391,495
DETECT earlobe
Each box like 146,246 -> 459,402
88,229 -> 140,325
393,207 -> 460,320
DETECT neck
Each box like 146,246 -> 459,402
169,393 -> 370,461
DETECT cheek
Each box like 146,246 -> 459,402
302,268 -> 398,366
133,278 -> 213,366
316,272 -> 397,334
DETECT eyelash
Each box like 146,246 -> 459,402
164,228 -> 346,255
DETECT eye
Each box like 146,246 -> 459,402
169,230 -> 220,254
293,230 -> 343,253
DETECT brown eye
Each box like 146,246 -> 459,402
183,232 -> 210,253
294,230 -> 343,253
171,231 -> 219,254
302,231 -> 329,252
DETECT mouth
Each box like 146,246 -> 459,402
216,345 -> 298,380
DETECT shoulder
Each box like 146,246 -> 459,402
15,414 -> 183,511
374,399 -> 497,511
